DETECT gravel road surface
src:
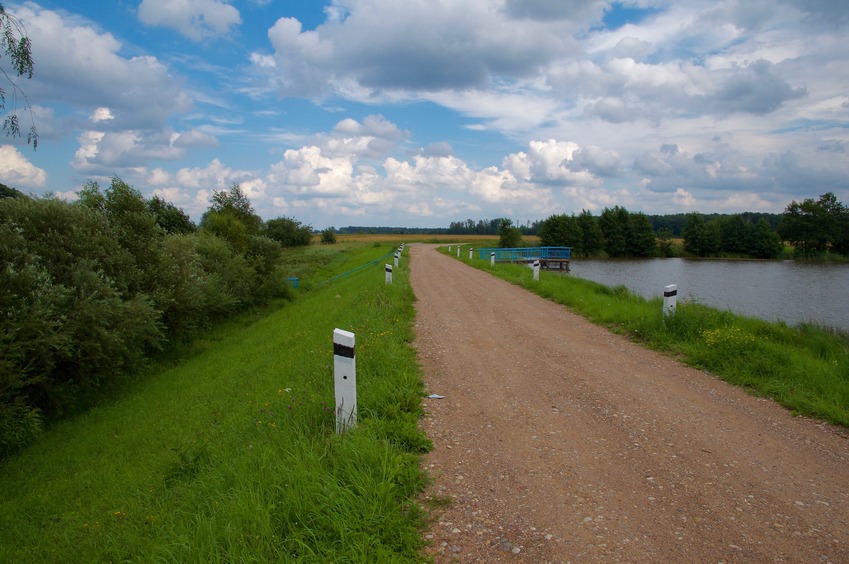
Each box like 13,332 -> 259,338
410,244 -> 849,563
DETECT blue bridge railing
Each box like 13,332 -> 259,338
477,246 -> 571,262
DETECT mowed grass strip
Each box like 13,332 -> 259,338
447,248 -> 849,427
0,242 -> 431,562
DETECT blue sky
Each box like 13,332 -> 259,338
1,0 -> 847,229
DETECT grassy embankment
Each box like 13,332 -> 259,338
446,246 -> 849,428
0,242 -> 431,562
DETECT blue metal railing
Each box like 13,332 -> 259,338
477,246 -> 571,261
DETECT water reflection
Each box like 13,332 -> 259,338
569,258 -> 849,331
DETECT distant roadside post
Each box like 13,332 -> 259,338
469,247 -> 474,259
663,284 -> 678,317
394,251 -> 400,267
457,246 -> 460,257
491,252 -> 495,267
385,264 -> 393,284
533,259 -> 540,281
333,328 -> 357,433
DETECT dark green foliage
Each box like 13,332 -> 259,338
683,212 -> 786,258
538,210 -> 605,257
538,213 -> 579,247
148,195 -> 195,234
0,182 -> 24,199
201,183 -> 263,239
628,212 -> 657,257
265,216 -> 313,247
577,209 -> 605,256
749,219 -> 783,258
779,192 -> 849,256
498,219 -> 522,248
598,206 -> 631,257
320,228 -> 337,244
0,181 -> 299,455
448,217 -> 515,235
649,212 -> 781,237
682,212 -> 721,256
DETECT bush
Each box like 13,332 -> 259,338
320,228 -> 337,245
0,182 -> 301,456
266,217 -> 313,247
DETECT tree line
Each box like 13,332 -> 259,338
457,192 -> 849,259
0,179 -> 314,457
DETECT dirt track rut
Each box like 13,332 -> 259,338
410,244 -> 849,562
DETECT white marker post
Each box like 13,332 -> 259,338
457,246 -> 461,257
469,247 -> 474,259
448,245 -> 452,252
394,251 -> 400,267
533,259 -> 540,281
490,252 -> 495,267
663,284 -> 677,317
385,263 -> 393,284
333,328 -> 357,433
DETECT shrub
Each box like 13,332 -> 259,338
320,228 -> 337,245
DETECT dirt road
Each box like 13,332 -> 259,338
410,245 -> 849,562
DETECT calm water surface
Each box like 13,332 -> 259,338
569,258 -> 849,331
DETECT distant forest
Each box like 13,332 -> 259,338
442,212 -> 782,237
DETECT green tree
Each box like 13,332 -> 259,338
320,228 -> 337,244
682,212 -> 721,256
498,219 -> 522,248
778,192 -> 847,254
717,214 -> 753,255
202,184 -> 262,233
148,195 -> 195,234
0,182 -> 25,198
200,184 -> 262,252
576,209 -> 604,256
1,2 -> 37,147
265,216 -> 312,247
76,177 -> 164,296
628,212 -> 656,257
599,206 -> 629,257
749,219 -> 783,258
538,214 -> 579,248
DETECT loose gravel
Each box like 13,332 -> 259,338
410,244 -> 849,563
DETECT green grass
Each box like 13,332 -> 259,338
448,248 -> 849,427
0,242 -> 431,562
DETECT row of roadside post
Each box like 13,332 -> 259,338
333,243 -> 406,435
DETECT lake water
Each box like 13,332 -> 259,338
569,258 -> 849,332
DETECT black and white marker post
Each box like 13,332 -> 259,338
490,252 -> 495,267
394,251 -> 400,267
333,328 -> 357,433
469,247 -> 474,259
385,263 -> 393,284
456,245 -> 460,257
533,259 -> 540,281
663,284 -> 678,317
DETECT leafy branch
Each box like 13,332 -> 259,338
1,2 -> 38,148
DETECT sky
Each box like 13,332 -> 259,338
0,0 -> 847,229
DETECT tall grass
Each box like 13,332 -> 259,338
0,242 -> 431,561
450,249 -> 849,427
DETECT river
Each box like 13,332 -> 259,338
568,258 -> 849,332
